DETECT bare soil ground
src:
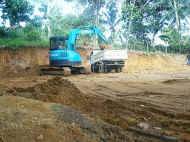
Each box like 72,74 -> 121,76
0,71 -> 189,142
0,49 -> 189,142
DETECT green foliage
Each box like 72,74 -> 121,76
121,0 -> 148,42
122,3 -> 141,21
101,0 -> 120,42
1,0 -> 33,26
160,27 -> 180,48
0,26 -> 7,37
49,15 -> 85,36
23,25 -> 41,41
0,27 -> 25,38
120,0 -> 190,52
0,38 -> 48,49
0,0 -> 189,53
81,0 -> 106,24
0,25 -> 42,40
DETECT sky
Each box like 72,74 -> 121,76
33,0 -> 85,17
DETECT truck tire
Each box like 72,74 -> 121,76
103,65 -> 109,73
98,63 -> 104,73
91,64 -> 98,73
107,66 -> 112,73
115,67 -> 122,73
91,64 -> 95,72
115,68 -> 119,73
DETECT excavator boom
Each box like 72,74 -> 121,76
67,26 -> 108,50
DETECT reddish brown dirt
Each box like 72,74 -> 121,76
0,48 -> 188,78
0,73 -> 189,142
0,48 -> 190,141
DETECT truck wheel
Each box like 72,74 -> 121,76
98,65 -> 101,73
91,64 -> 94,72
98,63 -> 104,73
107,66 -> 112,73
115,68 -> 119,73
120,67 -> 123,72
104,65 -> 108,73
93,64 -> 99,73
115,67 -> 121,73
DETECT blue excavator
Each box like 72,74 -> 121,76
40,26 -> 108,75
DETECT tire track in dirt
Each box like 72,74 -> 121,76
3,76 -> 190,141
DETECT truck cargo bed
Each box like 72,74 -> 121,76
90,49 -> 128,73
90,49 -> 128,64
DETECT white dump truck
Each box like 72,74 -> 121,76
90,49 -> 128,73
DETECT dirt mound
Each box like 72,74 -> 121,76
125,52 -> 187,73
1,79 -> 141,142
3,77 -> 171,142
0,95 -> 135,142
0,96 -> 96,142
8,77 -> 88,108
6,77 -> 132,130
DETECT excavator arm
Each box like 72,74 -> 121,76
67,26 -> 108,50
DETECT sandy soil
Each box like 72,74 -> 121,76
0,70 -> 189,142
0,49 -> 189,142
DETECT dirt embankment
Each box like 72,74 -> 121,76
0,48 -> 188,78
125,52 -> 188,73
0,48 -> 93,78
0,48 -> 49,77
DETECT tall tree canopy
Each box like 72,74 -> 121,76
0,0 -> 33,27
0,0 -> 190,51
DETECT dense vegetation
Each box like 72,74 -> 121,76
0,0 -> 190,53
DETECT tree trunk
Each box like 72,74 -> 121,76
173,0 -> 180,31
46,0 -> 57,38
172,0 -> 182,53
151,32 -> 157,52
125,0 -> 137,49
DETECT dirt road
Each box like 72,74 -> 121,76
69,72 -> 190,113
70,71 -> 190,139
0,70 -> 189,142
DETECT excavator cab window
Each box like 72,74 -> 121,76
50,36 -> 67,50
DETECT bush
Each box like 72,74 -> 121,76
7,28 -> 25,38
23,25 -> 41,41
0,26 -> 7,37
0,38 -> 48,49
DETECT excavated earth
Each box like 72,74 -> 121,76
0,48 -> 189,142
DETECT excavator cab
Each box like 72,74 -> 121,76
50,36 -> 66,50
49,36 -> 82,67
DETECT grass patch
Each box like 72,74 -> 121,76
0,38 -> 49,49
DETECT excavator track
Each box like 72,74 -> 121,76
39,65 -> 71,76
79,65 -> 91,74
